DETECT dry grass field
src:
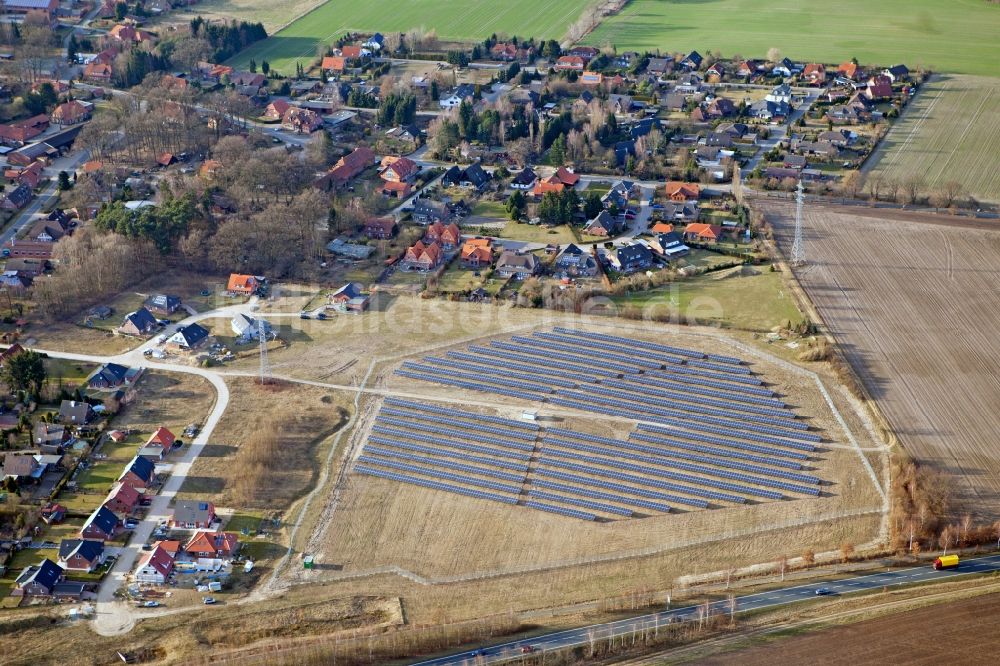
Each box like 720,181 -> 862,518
868,75 -> 1000,202
766,202 -> 1000,516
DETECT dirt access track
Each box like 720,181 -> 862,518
765,202 -> 1000,515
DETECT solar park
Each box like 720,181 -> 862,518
354,328 -> 830,522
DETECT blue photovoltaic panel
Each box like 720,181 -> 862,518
630,428 -> 809,461
368,436 -> 530,472
607,375 -> 780,407
534,331 -> 688,366
380,408 -> 538,442
549,426 -> 804,470
358,455 -> 524,494
400,364 -> 555,394
364,446 -> 528,483
539,448 -> 777,500
424,356 -> 579,389
536,457 -> 744,505
649,365 -> 763,387
552,326 -> 707,360
355,465 -> 518,505
533,468 -> 709,509
545,434 -> 818,485
383,397 -> 539,431
395,369 -> 544,402
375,416 -> 536,451
447,350 -> 599,385
686,359 -> 752,376
545,437 -> 819,492
523,500 -> 597,521
370,429 -> 532,461
514,334 -> 663,370
532,478 -> 671,513
467,345 -> 616,379
491,340 -> 639,375
638,419 -> 820,449
528,490 -> 633,517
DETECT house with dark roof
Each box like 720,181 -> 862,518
2,183 -> 32,210
495,251 -> 539,279
439,84 -> 475,109
2,453 -> 42,481
33,423 -> 69,453
555,244 -> 598,277
80,505 -> 121,541
135,543 -> 174,584
88,362 -> 131,389
883,64 -> 910,82
608,244 -> 653,273
118,455 -> 155,489
143,294 -> 182,315
458,163 -> 490,190
13,558 -> 64,597
511,168 -> 537,190
364,216 -> 397,239
584,210 -> 623,237
412,199 -> 448,224
648,232 -> 690,259
681,51 -> 703,70
167,323 -> 209,350
118,307 -> 157,337
58,400 -> 94,425
58,539 -> 105,572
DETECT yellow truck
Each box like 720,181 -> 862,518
933,554 -> 960,570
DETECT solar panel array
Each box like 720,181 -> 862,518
371,328 -> 831,520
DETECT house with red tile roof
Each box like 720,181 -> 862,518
364,217 -> 397,239
533,176 -> 565,196
282,106 -> 323,133
554,166 -> 580,187
135,543 -> 174,584
103,481 -> 141,515
83,62 -> 113,83
802,63 -> 827,84
554,55 -> 585,71
424,221 -> 461,249
663,181 -> 701,202
380,156 -> 419,182
380,180 -> 412,199
321,55 -> 347,72
460,238 -> 492,268
262,99 -> 290,122
683,222 -> 724,243
401,240 -> 443,271
184,531 -> 240,559
315,146 -> 376,191
0,114 -> 48,145
865,75 -> 893,100
51,100 -> 91,126
227,273 -> 259,296
837,61 -> 860,80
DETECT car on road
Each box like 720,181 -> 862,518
184,424 -> 199,437
299,312 -> 310,319
815,587 -> 834,596
316,312 -> 327,320
202,597 -> 216,605
520,645 -> 537,653
123,520 -> 139,529
156,319 -> 170,326
142,600 -> 160,608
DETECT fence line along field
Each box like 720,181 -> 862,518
766,202 -> 1000,516
584,0 -> 1000,78
867,75 -> 1000,203
228,0 -> 595,74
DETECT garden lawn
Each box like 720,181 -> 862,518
229,0 -> 597,74
497,222 -> 578,245
586,0 -> 1000,78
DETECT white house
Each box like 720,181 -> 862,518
134,544 -> 174,584
230,314 -> 272,344
439,84 -> 475,109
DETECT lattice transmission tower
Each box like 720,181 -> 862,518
258,318 -> 271,385
790,180 -> 806,266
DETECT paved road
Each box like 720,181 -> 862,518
412,553 -> 1000,665
0,149 -> 90,247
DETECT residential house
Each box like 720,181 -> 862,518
438,84 -> 475,109
424,221 -> 461,249
400,240 -> 444,271
683,222 -> 724,243
674,72 -> 703,93
749,99 -> 789,121
495,251 -> 539,279
458,163 -> 490,190
802,63 -> 826,84
609,244 -> 653,273
412,199 -> 448,224
33,423 -> 69,454
646,58 -> 673,77
118,455 -> 156,490
661,92 -> 688,112
680,51 -> 703,70
170,500 -> 217,529
108,23 -> 154,45
140,426 -> 176,457
771,58 -> 796,78
630,117 -> 662,141
80,505 -> 121,541
282,106 -> 323,133
363,33 -> 385,51
328,283 -> 370,312
40,502 -> 66,524
584,210 -> 622,238
230,314 -> 271,344
12,559 -> 64,597
554,244 -> 598,277
58,539 -> 105,572
736,59 -> 761,78
648,231 -> 690,259
553,167 -> 580,188
2,183 -> 32,210
554,56 -> 585,72
135,543 -> 174,584
0,114 -> 47,146
384,125 -> 421,149
380,156 -> 419,182
167,323 -> 209,350
663,181 -> 700,202
143,294 -> 181,315
567,45 -> 599,61
315,146 -> 376,191
51,100 -> 91,125
262,99 -> 290,122
227,273 -> 260,296
705,62 -> 726,81
693,97 -> 737,121
184,531 -> 241,560
364,216 -> 397,239
83,62 -> 113,83
883,64 -> 909,82
118,307 -> 158,337
0,343 -> 25,368
511,168 -> 537,190
818,129 -> 853,147
103,481 -> 141,514
460,238 -> 493,268
58,400 -> 94,425
88,362 -> 131,389
2,454 -> 41,481
602,180 -> 637,210
837,61 -> 860,80
865,75 -> 893,100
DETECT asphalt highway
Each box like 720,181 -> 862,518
412,553 -> 1000,665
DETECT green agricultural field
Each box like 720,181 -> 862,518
229,0 -> 594,74
868,75 -> 1000,203
585,0 -> 1000,77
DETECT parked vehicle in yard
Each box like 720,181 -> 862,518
934,555 -> 960,570
142,600 -> 160,608
203,597 -> 216,605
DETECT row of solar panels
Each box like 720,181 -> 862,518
381,407 -> 538,442
375,415 -> 536,452
371,427 -> 532,462
553,326 -> 744,365
384,397 -> 539,431
395,369 -> 542,402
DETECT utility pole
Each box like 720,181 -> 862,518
258,318 -> 270,385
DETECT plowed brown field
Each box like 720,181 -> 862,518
766,203 -> 1000,514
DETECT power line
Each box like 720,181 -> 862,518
791,180 -> 806,266
258,317 -> 270,385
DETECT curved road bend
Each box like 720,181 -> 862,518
413,553 -> 1000,665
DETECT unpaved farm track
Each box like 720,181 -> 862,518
766,202 -> 1000,515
